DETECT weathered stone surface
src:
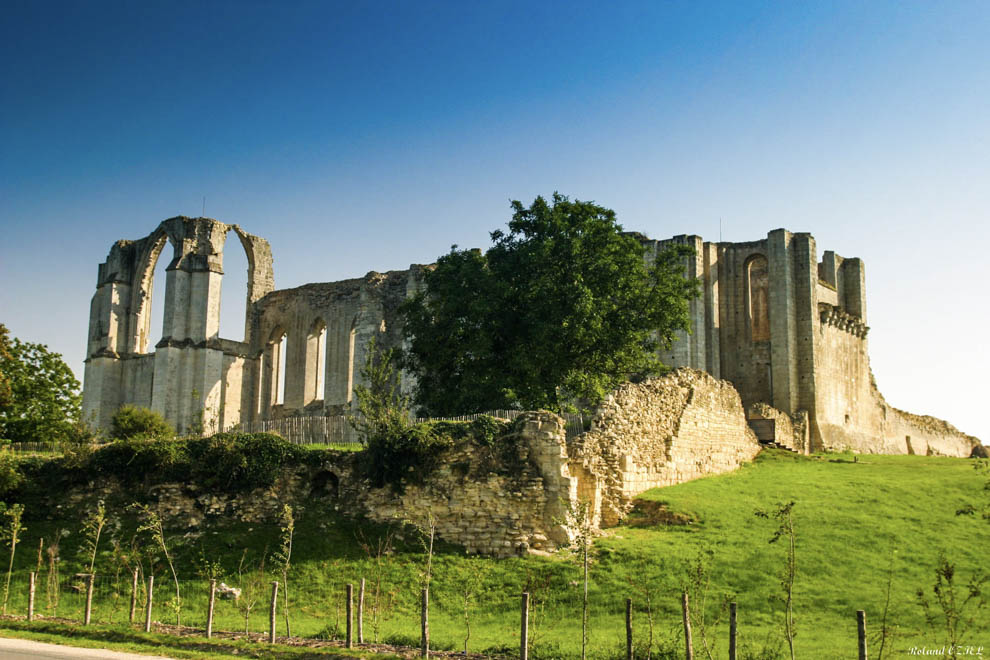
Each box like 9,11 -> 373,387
83,221 -> 981,457
568,369 -> 761,527
748,402 -> 810,453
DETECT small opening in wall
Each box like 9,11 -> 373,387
276,332 -> 288,406
844,414 -> 850,424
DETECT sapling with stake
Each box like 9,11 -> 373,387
45,530 -> 65,615
563,499 -> 595,660
134,503 -> 182,625
272,504 -> 294,637
755,501 -> 797,660
1,503 -> 25,615
236,548 -> 266,634
80,500 -> 107,574
357,528 -> 397,643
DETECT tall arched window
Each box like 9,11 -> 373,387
346,321 -> 357,404
264,327 -> 288,409
747,255 -> 770,342
218,229 -> 250,342
276,332 -> 288,405
306,319 -> 327,404
133,234 -> 173,354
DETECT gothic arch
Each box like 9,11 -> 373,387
305,318 -> 328,404
128,229 -> 175,354
745,254 -> 770,342
262,325 -> 289,411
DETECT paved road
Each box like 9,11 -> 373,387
0,637 -> 176,659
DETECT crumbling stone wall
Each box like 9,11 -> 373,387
50,413 -> 579,557
567,369 -> 761,527
360,411 -> 575,556
84,219 -> 982,457
747,402 -> 810,453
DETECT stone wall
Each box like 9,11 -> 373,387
51,413 -> 579,558
567,369 -> 761,527
84,220 -> 983,459
359,411 -> 575,557
747,402 -> 810,453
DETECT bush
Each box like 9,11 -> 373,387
0,451 -> 23,497
109,405 -> 174,441
187,432 -> 306,491
90,437 -> 190,484
360,421 -> 454,492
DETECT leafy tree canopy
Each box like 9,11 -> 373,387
401,193 -> 699,415
0,327 -> 82,443
0,325 -> 11,409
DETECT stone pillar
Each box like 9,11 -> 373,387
702,242 -> 721,378
82,241 -> 137,430
767,229 -> 798,414
149,218 -> 227,434
841,258 -> 867,321
652,235 -> 707,371
792,234 -> 819,417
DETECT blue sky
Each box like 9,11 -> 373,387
2,1 -> 988,441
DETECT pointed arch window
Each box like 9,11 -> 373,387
306,319 -> 327,404
747,255 -> 770,342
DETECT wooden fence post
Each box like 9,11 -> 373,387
521,591 -> 529,660
681,591 -> 694,660
206,579 -> 216,639
269,581 -> 279,644
420,586 -> 429,658
358,577 -> 365,644
84,574 -> 94,625
729,602 -> 737,660
144,575 -> 154,633
625,597 -> 632,660
857,610 -> 868,660
27,572 -> 35,622
129,569 -> 138,624
345,583 -> 353,648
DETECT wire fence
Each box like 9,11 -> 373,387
0,569 -> 718,657
0,568 -> 879,658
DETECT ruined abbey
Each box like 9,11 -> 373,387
82,216 -> 979,458
79,216 -> 982,552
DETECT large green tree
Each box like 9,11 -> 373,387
401,193 -> 699,415
0,327 -> 82,443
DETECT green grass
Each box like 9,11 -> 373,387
0,450 -> 986,659
0,619 -> 401,658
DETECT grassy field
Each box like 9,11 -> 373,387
1,450 -> 987,658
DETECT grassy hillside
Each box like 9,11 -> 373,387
1,449 -> 987,658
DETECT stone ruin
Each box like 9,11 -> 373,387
76,217 -> 985,554
82,216 -> 982,458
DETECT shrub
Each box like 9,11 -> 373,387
0,451 -> 23,498
186,432 -> 305,491
109,405 -> 174,441
90,437 -> 189,484
360,422 -> 454,492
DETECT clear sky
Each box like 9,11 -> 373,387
2,1 -> 987,442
